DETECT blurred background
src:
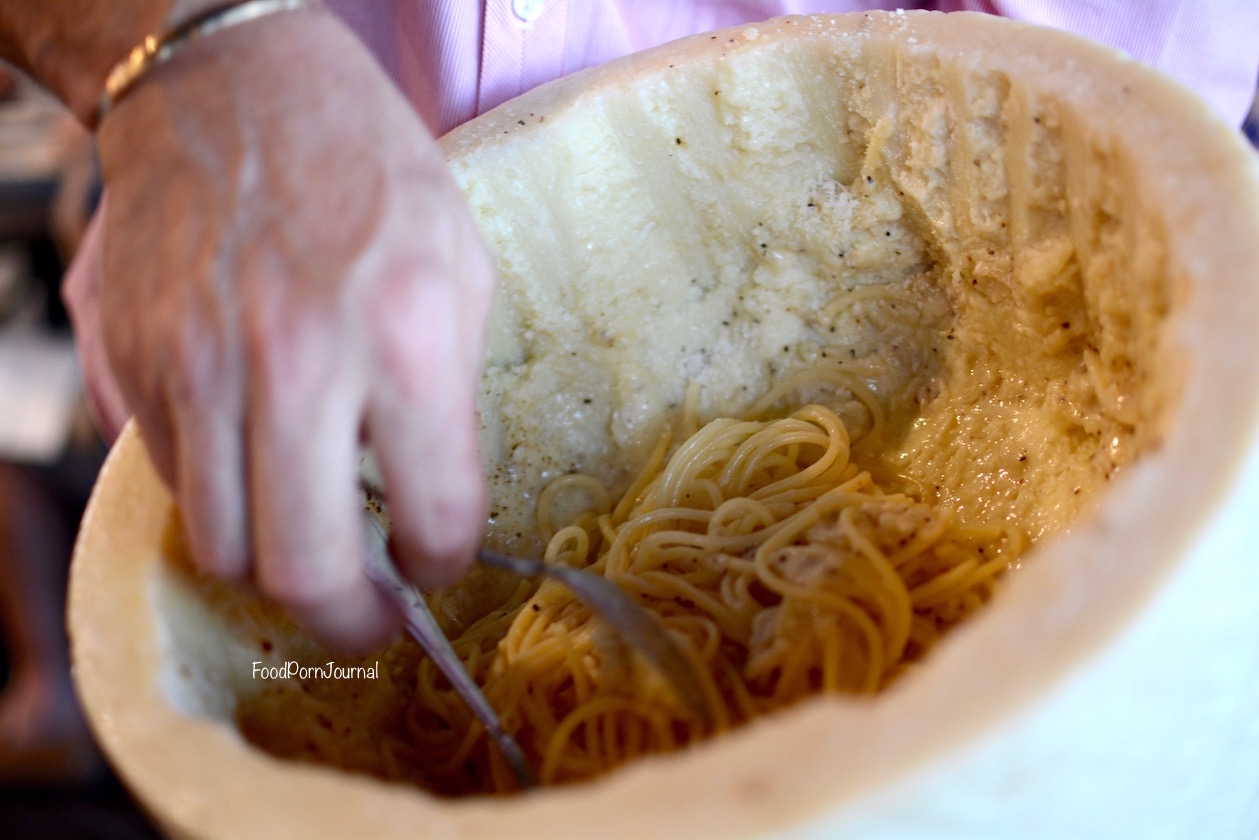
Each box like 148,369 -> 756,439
0,57 -> 1253,840
0,62 -> 158,839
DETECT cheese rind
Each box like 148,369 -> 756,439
67,11 -> 1259,840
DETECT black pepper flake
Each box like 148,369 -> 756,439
676,137 -> 683,145
517,119 -> 525,126
531,604 -> 540,612
1061,321 -> 1071,329
1018,454 -> 1027,462
865,175 -> 873,184
583,398 -> 592,404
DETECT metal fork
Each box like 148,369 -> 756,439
360,504 -> 710,790
361,512 -> 535,787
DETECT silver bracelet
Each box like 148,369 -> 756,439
96,0 -> 318,126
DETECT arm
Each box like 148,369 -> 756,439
2,1 -> 495,648
0,2 -> 217,124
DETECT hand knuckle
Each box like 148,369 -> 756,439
257,555 -> 335,609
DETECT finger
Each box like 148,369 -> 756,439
367,277 -> 484,589
100,313 -> 178,486
172,399 -> 250,580
98,193 -> 179,487
248,330 -> 399,651
446,193 -> 497,382
128,389 -> 179,489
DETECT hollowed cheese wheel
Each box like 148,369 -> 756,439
70,11 -> 1259,839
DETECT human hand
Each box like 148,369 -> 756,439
95,8 -> 494,648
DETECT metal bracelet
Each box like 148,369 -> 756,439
95,0 -> 317,126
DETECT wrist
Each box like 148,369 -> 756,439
97,1 -> 324,128
96,6 -> 378,177
0,1 -> 252,126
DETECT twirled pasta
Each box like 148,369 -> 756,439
399,402 -> 1024,794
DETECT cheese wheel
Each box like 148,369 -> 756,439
69,11 -> 1259,839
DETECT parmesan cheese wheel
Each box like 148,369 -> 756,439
69,11 -> 1259,839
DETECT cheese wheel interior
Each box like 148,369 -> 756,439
68,11 -> 1259,840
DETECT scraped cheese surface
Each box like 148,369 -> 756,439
67,11 -> 1259,840
459,27 -> 1173,557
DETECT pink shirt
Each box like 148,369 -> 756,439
324,0 -> 1259,137
68,0 -> 1259,440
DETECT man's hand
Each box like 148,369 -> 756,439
95,9 -> 494,648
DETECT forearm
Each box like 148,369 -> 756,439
0,0 -> 224,124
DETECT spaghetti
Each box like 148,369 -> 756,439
235,383 -> 1026,796
397,398 -> 1025,794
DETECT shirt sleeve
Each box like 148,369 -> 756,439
936,0 -> 1259,126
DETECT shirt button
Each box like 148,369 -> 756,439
511,0 -> 545,24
